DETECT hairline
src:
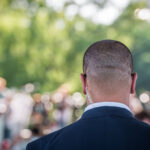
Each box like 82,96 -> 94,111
83,40 -> 133,74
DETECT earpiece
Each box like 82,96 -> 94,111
86,87 -> 93,104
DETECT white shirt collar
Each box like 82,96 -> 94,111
84,102 -> 131,112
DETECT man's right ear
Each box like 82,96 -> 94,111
80,73 -> 86,94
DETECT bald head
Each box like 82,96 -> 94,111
83,40 -> 134,100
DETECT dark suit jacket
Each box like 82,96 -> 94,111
26,106 -> 150,150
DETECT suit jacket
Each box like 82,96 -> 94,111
26,106 -> 150,150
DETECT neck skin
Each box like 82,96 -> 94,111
85,83 -> 130,107
80,73 -> 137,108
86,93 -> 130,107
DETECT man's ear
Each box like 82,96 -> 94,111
80,73 -> 86,94
131,73 -> 137,94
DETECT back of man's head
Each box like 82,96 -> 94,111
83,40 -> 134,101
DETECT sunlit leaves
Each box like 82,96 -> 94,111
0,0 -> 150,94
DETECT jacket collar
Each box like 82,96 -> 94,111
81,106 -> 133,119
84,102 -> 131,112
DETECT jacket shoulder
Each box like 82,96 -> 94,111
132,116 -> 150,128
26,120 -> 81,150
26,128 -> 63,150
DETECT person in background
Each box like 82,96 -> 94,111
26,40 -> 150,150
1,139 -> 11,150
0,77 -> 11,143
29,126 -> 41,142
135,111 -> 150,125
32,94 -> 48,126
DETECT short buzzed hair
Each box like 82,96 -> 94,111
83,40 -> 133,92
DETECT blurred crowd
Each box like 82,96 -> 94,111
0,77 -> 85,150
0,77 -> 150,150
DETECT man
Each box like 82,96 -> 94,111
26,40 -> 150,150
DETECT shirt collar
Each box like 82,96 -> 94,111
84,102 -> 131,112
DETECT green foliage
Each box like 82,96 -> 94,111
0,0 -> 150,94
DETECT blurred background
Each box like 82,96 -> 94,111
0,0 -> 150,149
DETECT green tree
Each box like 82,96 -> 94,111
0,0 -> 150,94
